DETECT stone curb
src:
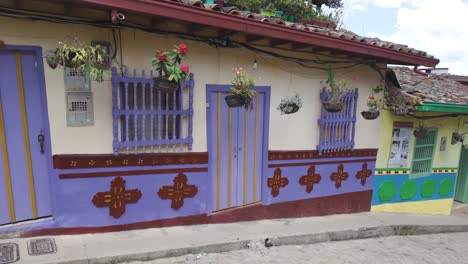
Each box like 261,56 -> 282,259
56,225 -> 468,264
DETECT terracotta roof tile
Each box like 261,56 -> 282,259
390,67 -> 468,105
161,0 -> 437,61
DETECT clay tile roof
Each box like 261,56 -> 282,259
158,0 -> 437,63
390,67 -> 468,105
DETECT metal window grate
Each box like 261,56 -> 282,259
317,88 -> 359,155
111,67 -> 194,154
411,129 -> 437,176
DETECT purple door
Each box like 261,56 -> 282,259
0,48 -> 52,225
207,85 -> 270,212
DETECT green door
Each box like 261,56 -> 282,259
455,147 -> 468,203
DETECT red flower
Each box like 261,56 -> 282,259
179,44 -> 188,54
180,64 -> 190,73
157,53 -> 167,62
351,76 -> 358,81
369,96 -> 375,100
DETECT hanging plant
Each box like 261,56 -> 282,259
361,81 -> 385,120
151,43 -> 190,92
414,124 -> 429,139
44,49 -> 59,70
321,65 -> 351,113
278,94 -> 303,115
226,67 -> 256,109
49,37 -> 108,82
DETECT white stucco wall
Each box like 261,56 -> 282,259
1,16 -> 382,154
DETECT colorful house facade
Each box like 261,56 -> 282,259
372,68 -> 468,215
0,0 -> 439,236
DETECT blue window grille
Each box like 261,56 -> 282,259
112,68 -> 194,154
317,88 -> 359,154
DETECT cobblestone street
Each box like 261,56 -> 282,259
129,232 -> 468,264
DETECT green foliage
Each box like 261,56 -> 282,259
151,44 -> 189,83
52,38 -> 108,82
230,67 -> 256,109
322,65 -> 352,103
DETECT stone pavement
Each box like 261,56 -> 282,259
1,212 -> 468,264
129,232 -> 468,264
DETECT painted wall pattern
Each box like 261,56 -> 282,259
372,171 -> 456,206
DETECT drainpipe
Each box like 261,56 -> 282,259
413,66 -> 428,76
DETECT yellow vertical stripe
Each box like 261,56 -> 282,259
243,108 -> 248,205
253,94 -> 259,202
16,52 -> 38,218
216,92 -> 221,211
227,108 -> 232,208
0,98 -> 15,222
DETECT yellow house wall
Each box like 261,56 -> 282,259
1,16 -> 382,155
376,110 -> 468,170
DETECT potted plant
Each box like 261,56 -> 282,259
44,49 -> 59,69
321,66 -> 350,113
151,43 -> 190,92
361,81 -> 385,120
278,94 -> 303,115
226,67 -> 256,109
414,124 -> 429,139
51,37 -> 108,81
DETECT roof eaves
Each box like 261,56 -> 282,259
75,0 -> 439,67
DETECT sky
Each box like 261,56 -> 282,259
342,0 -> 468,75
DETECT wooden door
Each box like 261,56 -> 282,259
207,85 -> 269,212
0,48 -> 52,225
455,147 -> 468,203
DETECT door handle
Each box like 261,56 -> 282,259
37,130 -> 45,155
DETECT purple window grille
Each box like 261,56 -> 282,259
317,88 -> 359,154
112,67 -> 194,155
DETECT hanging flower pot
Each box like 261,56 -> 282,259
225,94 -> 245,108
361,110 -> 380,120
227,67 -> 256,109
414,126 -> 429,139
44,49 -> 59,69
152,43 -> 190,93
278,94 -> 303,115
323,100 -> 344,113
154,76 -> 179,92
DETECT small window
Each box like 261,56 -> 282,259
411,128 -> 437,177
112,68 -> 194,154
317,88 -> 359,154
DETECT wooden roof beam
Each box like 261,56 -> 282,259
217,30 -> 236,39
188,24 -> 206,34
245,35 -> 266,44
270,39 -> 290,47
292,43 -> 310,50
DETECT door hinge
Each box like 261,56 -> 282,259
206,103 -> 210,108
35,60 -> 38,69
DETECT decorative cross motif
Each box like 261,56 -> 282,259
158,173 -> 198,209
92,177 -> 142,219
330,164 -> 349,189
299,166 -> 321,193
267,168 -> 289,197
356,162 -> 372,186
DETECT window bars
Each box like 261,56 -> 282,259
112,68 -> 194,155
317,88 -> 359,154
411,129 -> 437,177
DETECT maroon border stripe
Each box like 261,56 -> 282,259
268,149 -> 378,161
20,190 -> 372,237
268,158 -> 376,168
53,152 -> 209,170
59,167 -> 208,179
